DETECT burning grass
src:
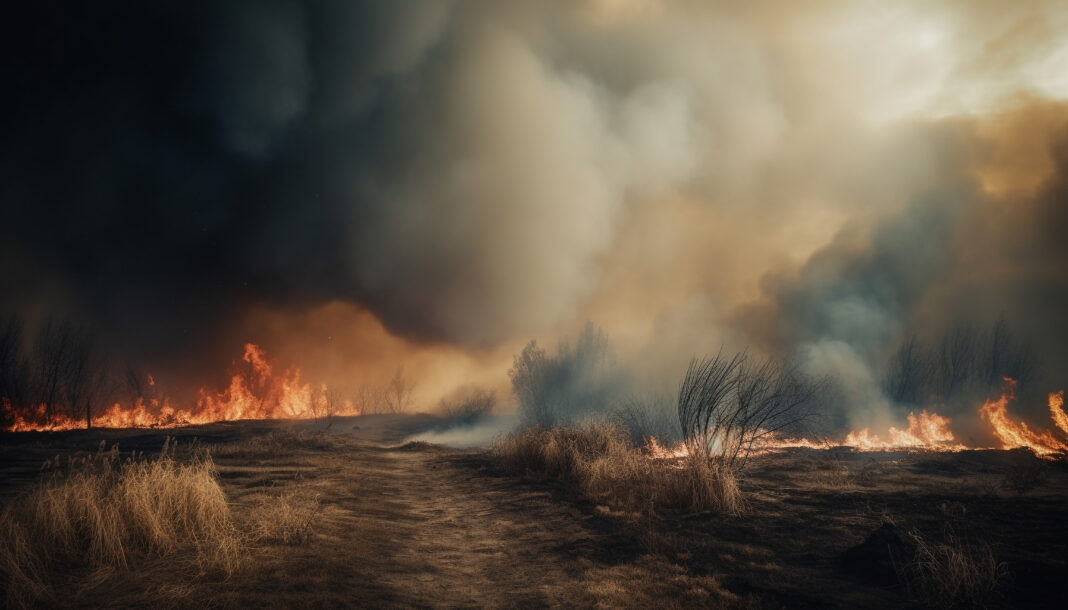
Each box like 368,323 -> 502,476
0,439 -> 241,607
492,423 -> 743,517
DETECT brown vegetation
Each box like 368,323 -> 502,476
492,423 -> 743,517
0,439 -> 240,607
0,416 -> 1064,608
900,525 -> 1008,607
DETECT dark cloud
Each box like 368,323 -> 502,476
735,113 -> 1068,427
1,0 -> 1066,423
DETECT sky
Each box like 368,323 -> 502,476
2,0 -> 1066,428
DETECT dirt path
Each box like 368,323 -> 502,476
211,432 -> 733,608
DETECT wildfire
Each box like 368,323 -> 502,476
2,343 -> 358,432
644,381 -> 1068,459
843,410 -> 965,451
979,380 -> 1068,457
645,410 -> 963,460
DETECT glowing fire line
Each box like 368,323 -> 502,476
647,381 -> 1068,460
2,343 -> 359,432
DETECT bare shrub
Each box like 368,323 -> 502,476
352,367 -> 417,414
0,440 -> 241,607
439,387 -> 495,424
610,393 -> 680,447
678,351 -> 818,470
508,323 -> 622,427
883,316 -> 1039,406
900,526 -> 1008,607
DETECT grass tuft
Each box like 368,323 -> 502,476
0,439 -> 241,607
900,525 -> 1009,607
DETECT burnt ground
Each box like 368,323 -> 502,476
1,415 -> 1066,608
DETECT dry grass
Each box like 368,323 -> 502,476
492,423 -> 744,517
247,491 -> 320,545
0,439 -> 241,608
900,526 -> 1008,607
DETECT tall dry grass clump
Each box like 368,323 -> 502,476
900,526 -> 1008,607
0,439 -> 241,607
492,423 -> 743,516
657,455 -> 743,516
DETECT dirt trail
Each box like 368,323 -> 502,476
211,428 -> 731,608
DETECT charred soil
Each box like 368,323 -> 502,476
1,415 -> 1066,608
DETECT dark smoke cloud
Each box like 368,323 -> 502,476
1,1 -> 1066,421
736,114 -> 1068,427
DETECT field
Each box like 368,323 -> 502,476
1,415 -> 1066,608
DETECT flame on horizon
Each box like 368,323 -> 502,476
648,380 -> 1068,459
1,343 -> 358,432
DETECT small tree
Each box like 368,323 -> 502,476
61,328 -> 109,429
935,323 -> 979,402
0,314 -> 29,419
509,340 -> 554,426
884,333 -> 932,406
439,387 -> 495,424
383,367 -> 416,413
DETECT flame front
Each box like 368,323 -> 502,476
843,410 -> 964,451
646,384 -> 1068,459
979,380 -> 1068,457
2,343 -> 358,431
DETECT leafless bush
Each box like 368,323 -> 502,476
439,387 -> 495,424
350,367 -> 417,414
883,334 -> 931,406
508,323 -> 622,427
883,317 -> 1039,406
1,314 -> 116,429
610,393 -> 680,447
678,351 -> 819,470
0,440 -> 241,607
0,314 -> 29,417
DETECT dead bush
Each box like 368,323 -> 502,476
439,387 -> 496,424
678,351 -> 819,470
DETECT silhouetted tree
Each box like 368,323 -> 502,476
0,314 -> 29,415
883,333 -> 932,405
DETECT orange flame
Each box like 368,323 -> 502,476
979,380 -> 1067,457
843,410 -> 964,451
2,343 -> 359,431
